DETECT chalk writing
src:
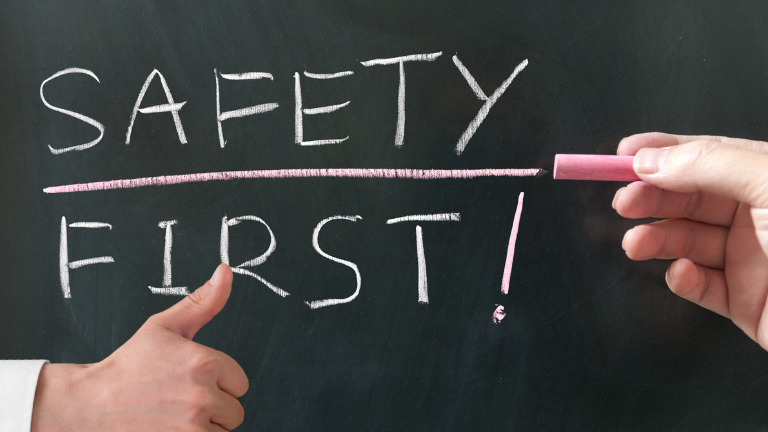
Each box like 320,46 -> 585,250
387,213 -> 460,303
305,216 -> 363,309
126,70 -> 188,145
215,69 -> 279,148
452,57 -> 528,155
40,68 -> 105,154
59,217 -> 114,298
149,220 -> 188,295
295,70 -> 353,146
361,52 -> 442,148
220,216 -> 288,297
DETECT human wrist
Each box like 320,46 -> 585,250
31,363 -> 90,432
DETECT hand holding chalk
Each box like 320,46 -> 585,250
31,264 -> 248,431
612,132 -> 768,351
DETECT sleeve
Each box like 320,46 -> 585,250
0,360 -> 49,432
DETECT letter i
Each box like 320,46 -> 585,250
149,220 -> 188,295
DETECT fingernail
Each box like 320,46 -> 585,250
634,147 -> 669,175
210,264 -> 225,285
612,187 -> 624,210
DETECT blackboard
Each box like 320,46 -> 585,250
2,1 -> 768,430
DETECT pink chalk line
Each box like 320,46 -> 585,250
500,191 -> 525,295
43,168 -> 545,194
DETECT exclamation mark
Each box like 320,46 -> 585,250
494,191 -> 525,324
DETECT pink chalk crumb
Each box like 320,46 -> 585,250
492,304 -> 506,324
553,154 -> 640,181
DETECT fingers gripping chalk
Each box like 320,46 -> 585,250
554,154 -> 640,181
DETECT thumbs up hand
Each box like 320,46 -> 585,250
31,264 -> 249,431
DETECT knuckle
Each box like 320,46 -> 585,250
675,140 -> 715,167
681,221 -> 697,257
682,190 -> 703,218
181,286 -> 216,323
744,176 -> 768,208
696,269 -> 711,304
143,313 -> 164,329
185,287 -> 207,310
650,188 -> 665,216
752,208 -> 768,231
188,352 -> 218,377
187,387 -> 215,412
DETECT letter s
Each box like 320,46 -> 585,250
40,68 -> 105,154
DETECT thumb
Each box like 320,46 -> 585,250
149,264 -> 233,339
633,140 -> 768,208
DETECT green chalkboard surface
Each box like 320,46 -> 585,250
2,1 -> 768,430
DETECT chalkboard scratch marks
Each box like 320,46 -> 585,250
565,19 -> 610,47
742,372 -> 768,390
43,168 -> 545,193
618,310 -> 657,344
539,275 -> 622,326
501,192 -> 525,295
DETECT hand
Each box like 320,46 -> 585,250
31,264 -> 248,431
613,132 -> 768,350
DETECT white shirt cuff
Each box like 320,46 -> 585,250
0,360 -> 49,432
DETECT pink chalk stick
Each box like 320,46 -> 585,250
553,154 -> 640,181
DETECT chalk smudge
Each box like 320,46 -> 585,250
492,304 -> 506,324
